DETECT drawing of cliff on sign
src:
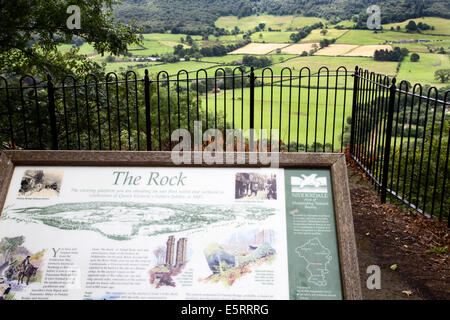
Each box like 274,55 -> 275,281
149,235 -> 190,288
295,238 -> 331,287
291,174 -> 327,193
2,202 -> 276,241
0,236 -> 46,300
200,229 -> 276,287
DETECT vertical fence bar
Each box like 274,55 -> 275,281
144,70 -> 151,151
381,78 -> 396,203
350,67 -> 359,155
47,75 -> 58,150
249,67 -> 255,151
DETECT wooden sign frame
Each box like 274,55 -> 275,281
0,150 -> 362,300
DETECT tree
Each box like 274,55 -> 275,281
0,236 -> 25,264
410,53 -> 420,62
0,0 -> 139,78
434,69 -> 450,83
186,35 -> 194,46
405,20 -> 418,32
320,29 -> 328,36
258,23 -> 266,31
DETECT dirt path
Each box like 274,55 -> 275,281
347,158 -> 450,300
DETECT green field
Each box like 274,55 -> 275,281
270,56 -> 398,76
384,17 -> 450,36
397,53 -> 450,88
199,85 -> 353,149
300,29 -> 349,42
250,31 -> 294,43
199,54 -> 294,64
128,40 -> 175,56
58,14 -> 449,90
336,30 -> 448,45
215,15 -> 326,31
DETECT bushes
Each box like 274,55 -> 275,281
410,53 -> 420,62
374,47 -> 409,62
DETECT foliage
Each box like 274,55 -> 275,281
374,47 -> 409,62
425,245 -> 448,254
406,20 -> 418,32
390,116 -> 449,219
410,53 -> 420,62
242,56 -> 272,69
0,0 -> 140,78
434,69 -> 450,83
0,236 -> 25,263
114,0 -> 450,31
319,38 -> 336,48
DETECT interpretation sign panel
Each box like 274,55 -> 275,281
0,152 -> 360,300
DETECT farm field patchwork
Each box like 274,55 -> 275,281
250,31 -> 294,43
300,29 -> 349,42
270,56 -> 398,76
229,43 -> 289,55
281,43 -> 319,55
336,30 -> 448,45
215,15 -> 326,31
315,44 -> 359,56
344,45 -> 393,57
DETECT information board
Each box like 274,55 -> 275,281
0,151 -> 361,300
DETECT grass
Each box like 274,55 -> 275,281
200,85 -> 353,149
104,61 -> 162,73
128,40 -> 174,56
270,56 -> 398,76
141,33 -> 202,42
383,17 -> 450,36
199,54 -> 293,64
300,29 -> 349,42
397,53 -> 450,88
336,30 -> 448,45
250,31 -> 294,43
78,43 -> 97,55
215,15 -> 327,31
396,42 -> 431,53
144,61 -> 221,76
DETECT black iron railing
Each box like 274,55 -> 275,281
351,67 -> 449,224
0,66 -> 448,224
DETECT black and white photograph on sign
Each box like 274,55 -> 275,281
18,170 -> 63,198
235,173 -> 277,200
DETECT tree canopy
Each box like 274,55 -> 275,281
0,0 -> 140,78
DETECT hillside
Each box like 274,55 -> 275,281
114,0 -> 450,32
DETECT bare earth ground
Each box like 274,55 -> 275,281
346,152 -> 450,300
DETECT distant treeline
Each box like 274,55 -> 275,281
114,0 -> 450,33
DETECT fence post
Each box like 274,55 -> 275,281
144,69 -> 151,151
350,66 -> 359,154
249,67 -> 255,151
381,78 -> 397,203
47,75 -> 58,150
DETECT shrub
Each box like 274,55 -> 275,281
410,53 -> 420,62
